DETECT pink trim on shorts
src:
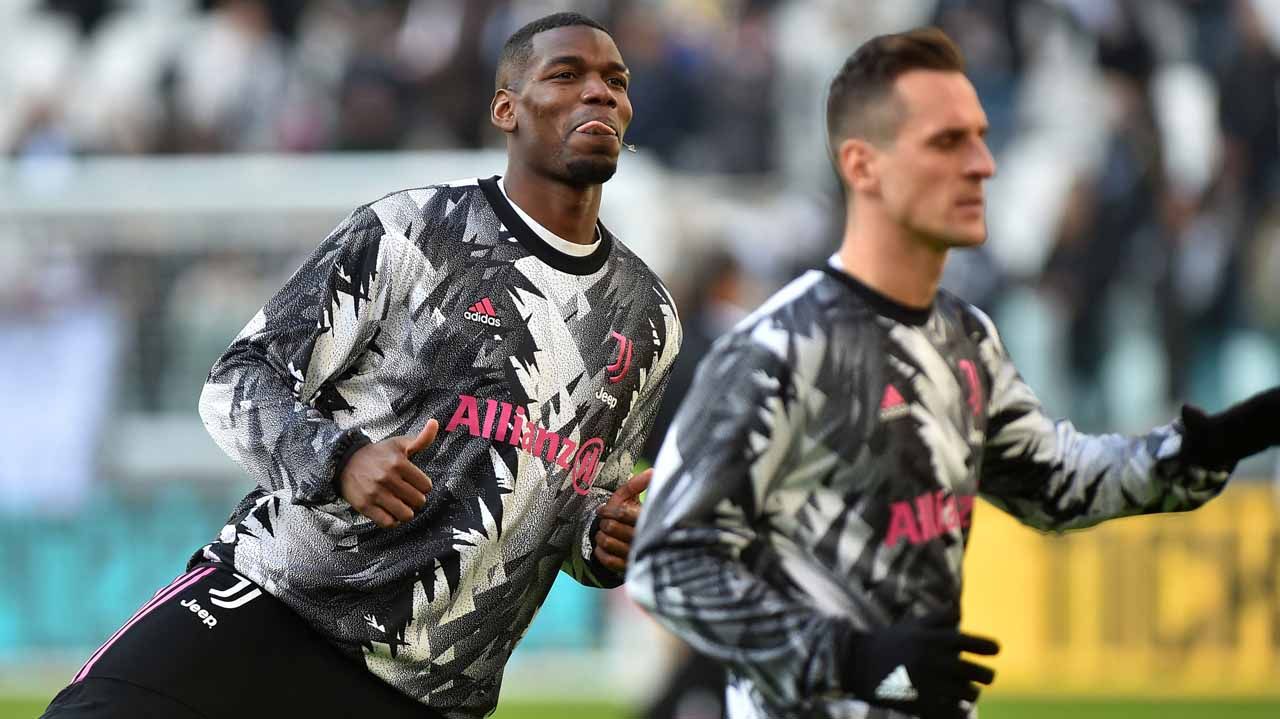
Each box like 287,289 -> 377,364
72,566 -> 217,683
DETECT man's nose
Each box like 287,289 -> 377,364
581,75 -> 617,107
967,139 -> 996,179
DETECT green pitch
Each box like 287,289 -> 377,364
486,699 -> 1280,718
6,697 -> 1280,718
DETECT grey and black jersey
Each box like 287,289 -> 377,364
627,265 -> 1226,719
195,176 -> 681,718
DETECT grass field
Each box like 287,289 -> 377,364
6,697 -> 1280,718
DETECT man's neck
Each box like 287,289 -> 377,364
501,164 -> 602,246
836,210 -> 946,310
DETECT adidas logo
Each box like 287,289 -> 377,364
874,664 -> 918,702
879,384 -> 909,421
464,297 -> 501,327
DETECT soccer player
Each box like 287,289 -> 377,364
627,27 -> 1280,719
43,12 -> 680,719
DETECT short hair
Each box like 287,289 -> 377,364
826,27 -> 965,154
496,12 -> 612,91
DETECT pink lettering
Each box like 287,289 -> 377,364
571,438 -> 604,494
958,495 -> 975,528
937,493 -> 959,532
915,493 -> 939,541
446,395 -> 481,435
509,406 -> 526,446
884,501 -> 922,547
494,402 -> 512,442
886,491 -> 978,547
556,439 -> 577,469
533,426 -> 561,461
442,395 -> 609,494
482,399 -> 499,439
958,359 -> 983,417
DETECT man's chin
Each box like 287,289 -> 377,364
564,157 -> 619,186
942,223 -> 987,248
950,232 -> 987,248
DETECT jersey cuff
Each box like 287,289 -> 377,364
302,429 -> 372,506
580,506 -> 624,585
581,506 -> 603,563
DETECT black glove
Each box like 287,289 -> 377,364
1179,387 -> 1280,471
839,611 -> 999,719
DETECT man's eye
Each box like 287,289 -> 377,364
555,71 -> 575,80
609,78 -> 628,88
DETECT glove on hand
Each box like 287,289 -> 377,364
839,610 -> 999,719
1179,387 -> 1280,471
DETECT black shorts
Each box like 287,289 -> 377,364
41,563 -> 442,719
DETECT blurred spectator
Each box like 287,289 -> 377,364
1041,3 -> 1167,427
610,3 -> 703,165
335,56 -> 410,150
642,246 -> 752,464
0,246 -> 120,517
932,0 -> 1027,154
172,0 -> 289,151
1218,0 -> 1280,219
701,1 -> 779,173
0,0 -> 1272,475
159,252 -> 273,413
43,0 -> 115,37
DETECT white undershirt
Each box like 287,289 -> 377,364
498,178 -> 601,257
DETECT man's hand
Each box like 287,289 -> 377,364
840,610 -> 999,719
592,468 -> 652,573
339,420 -> 438,528
1180,387 -> 1280,471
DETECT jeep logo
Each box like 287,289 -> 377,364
180,598 -> 218,629
595,386 -> 618,409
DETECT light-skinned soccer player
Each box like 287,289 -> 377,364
627,26 -> 1280,719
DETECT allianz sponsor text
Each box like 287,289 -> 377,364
445,394 -> 605,494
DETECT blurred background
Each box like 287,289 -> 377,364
2,0 -> 1280,717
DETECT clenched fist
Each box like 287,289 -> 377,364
339,420 -> 438,528
592,468 -> 652,573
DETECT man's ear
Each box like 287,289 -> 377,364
491,89 -> 517,134
838,137 -> 881,196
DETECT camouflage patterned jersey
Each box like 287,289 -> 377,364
195,176 -> 681,718
627,261 -> 1226,719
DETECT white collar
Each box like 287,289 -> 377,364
498,178 -> 601,257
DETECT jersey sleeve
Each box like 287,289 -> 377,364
626,331 -> 851,707
971,308 -> 1230,531
561,287 -> 683,588
198,206 -> 403,506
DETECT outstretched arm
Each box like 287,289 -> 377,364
970,308 -> 1262,530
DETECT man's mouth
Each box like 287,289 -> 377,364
574,120 -> 618,136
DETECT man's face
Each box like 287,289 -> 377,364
876,70 -> 995,248
498,26 -> 633,186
